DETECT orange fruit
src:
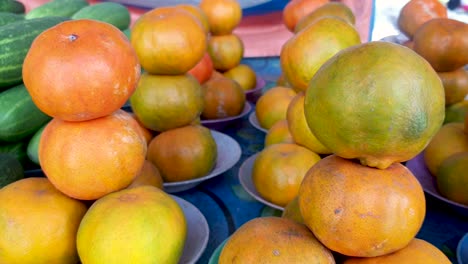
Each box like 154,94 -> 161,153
444,100 -> 468,124
435,151 -> 468,205
127,160 -> 164,190
287,92 -> 331,154
438,67 -> 468,106
298,155 -> 426,257
130,73 -> 204,132
282,0 -> 329,32
208,33 -> 244,72
304,41 -> 445,169
147,124 -> 217,182
223,63 -> 257,91
252,143 -> 321,207
255,86 -> 297,130
201,75 -> 246,119
343,238 -> 451,264
397,0 -> 447,39
22,19 -> 140,122
77,186 -> 187,263
219,216 -> 335,263
281,196 -> 304,224
280,17 -> 361,92
39,110 -> 147,201
412,18 -> 468,72
127,112 -> 154,145
188,51 -> 214,84
295,2 -> 356,33
423,122 -> 468,176
130,6 -> 207,75
264,119 -> 294,147
177,4 -> 210,33
0,177 -> 87,264
199,0 -> 242,36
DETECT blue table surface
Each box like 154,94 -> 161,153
175,57 -> 468,264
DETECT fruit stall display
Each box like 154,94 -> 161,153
0,0 -> 467,263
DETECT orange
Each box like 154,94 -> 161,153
188,51 -> 214,84
343,238 -> 451,264
444,100 -> 468,124
223,63 -> 258,91
264,119 -> 294,147
280,17 -> 361,92
127,160 -> 164,190
0,177 -> 87,264
412,18 -> 468,72
295,2 -> 356,33
397,0 -> 447,39
281,196 -> 304,224
298,155 -> 426,257
22,19 -> 140,122
255,86 -> 297,130
423,122 -> 468,176
130,73 -> 204,132
77,186 -> 187,263
201,75 -> 246,119
208,33 -> 244,72
252,143 -> 321,207
131,6 -> 207,75
177,4 -> 210,33
147,124 -> 217,182
286,92 -> 331,154
199,0 -> 242,36
219,216 -> 335,263
304,41 -> 445,169
127,112 -> 154,145
39,110 -> 147,200
282,0 -> 329,32
438,68 -> 468,106
436,151 -> 468,205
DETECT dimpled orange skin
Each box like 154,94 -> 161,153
298,155 -> 426,258
22,19 -> 141,122
39,110 -> 147,201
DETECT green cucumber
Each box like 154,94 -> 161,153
0,83 -> 52,142
0,16 -> 69,88
0,140 -> 27,165
0,153 -> 24,188
0,11 -> 23,26
72,2 -> 131,30
0,0 -> 25,14
27,121 -> 47,165
25,0 -> 89,19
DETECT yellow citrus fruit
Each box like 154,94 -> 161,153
0,177 -> 87,264
280,16 -> 361,92
201,76 -> 246,119
255,86 -> 297,130
223,64 -> 258,91
424,122 -> 468,176
437,67 -> 468,106
208,33 -> 244,72
77,186 -> 187,263
287,92 -> 331,154
199,0 -> 242,36
177,4 -> 210,33
304,41 -> 445,169
295,2 -> 356,33
130,73 -> 204,132
264,119 -> 294,147
147,125 -> 217,182
252,143 -> 321,207
281,196 -> 304,224
436,151 -> 468,205
219,216 -> 335,263
343,238 -> 451,264
127,160 -> 164,190
298,155 -> 426,257
130,6 -> 207,75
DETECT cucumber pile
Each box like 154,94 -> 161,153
0,0 -> 133,182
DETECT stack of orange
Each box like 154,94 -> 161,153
0,18 -> 190,263
129,5 -> 218,184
